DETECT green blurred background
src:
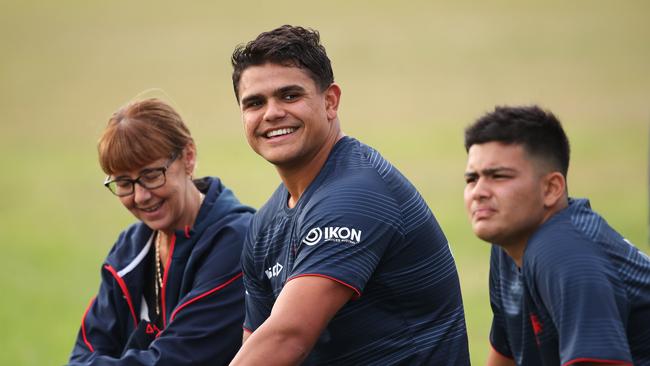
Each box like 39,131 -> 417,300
1,0 -> 648,364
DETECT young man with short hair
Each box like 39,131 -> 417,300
463,105 -> 650,366
229,25 -> 470,365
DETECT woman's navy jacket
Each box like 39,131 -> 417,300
69,177 -> 255,365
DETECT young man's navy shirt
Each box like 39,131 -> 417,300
490,198 -> 650,366
242,137 -> 469,365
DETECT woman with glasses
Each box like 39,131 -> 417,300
68,98 -> 255,366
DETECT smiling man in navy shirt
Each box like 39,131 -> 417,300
463,105 -> 650,366
227,25 -> 470,365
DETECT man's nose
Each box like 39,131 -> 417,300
263,99 -> 287,122
471,177 -> 491,200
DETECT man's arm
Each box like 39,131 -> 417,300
486,347 -> 515,366
230,276 -> 354,366
241,329 -> 251,344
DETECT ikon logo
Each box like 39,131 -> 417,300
265,262 -> 283,279
302,226 -> 362,246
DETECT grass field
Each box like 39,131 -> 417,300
1,1 -> 648,364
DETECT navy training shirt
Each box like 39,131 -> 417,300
490,198 -> 650,366
242,136 -> 469,365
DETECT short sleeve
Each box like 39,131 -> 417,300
289,183 -> 401,295
526,230 -> 632,365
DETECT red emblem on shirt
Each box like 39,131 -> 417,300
530,313 -> 543,345
146,323 -> 162,337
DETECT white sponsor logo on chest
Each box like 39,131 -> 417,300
301,226 -> 362,246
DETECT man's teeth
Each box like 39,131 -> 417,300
267,128 -> 296,138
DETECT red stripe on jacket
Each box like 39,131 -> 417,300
81,296 -> 97,352
104,264 -> 138,328
170,272 -> 244,322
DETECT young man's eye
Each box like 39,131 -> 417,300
243,100 -> 263,109
283,94 -> 299,101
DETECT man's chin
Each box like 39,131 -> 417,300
472,226 -> 499,244
258,151 -> 290,165
265,155 -> 303,170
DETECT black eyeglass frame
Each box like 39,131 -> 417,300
103,153 -> 179,197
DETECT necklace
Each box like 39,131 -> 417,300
153,190 -> 205,316
154,231 -> 164,316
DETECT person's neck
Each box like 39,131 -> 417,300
160,183 -> 204,238
279,131 -> 344,209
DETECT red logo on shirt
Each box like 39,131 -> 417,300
530,313 -> 543,345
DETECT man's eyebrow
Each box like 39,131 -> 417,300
275,85 -> 306,95
240,85 -> 306,106
482,167 -> 517,175
464,167 -> 517,177
240,93 -> 264,106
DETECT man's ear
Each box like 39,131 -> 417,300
324,83 -> 341,120
542,171 -> 566,208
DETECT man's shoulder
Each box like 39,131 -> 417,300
525,221 -> 593,270
306,169 -> 402,222
328,136 -> 393,176
318,166 -> 390,195
312,143 -> 396,203
326,136 -> 376,172
319,138 -> 414,198
523,201 -> 614,282
528,201 -> 593,249
527,199 -> 614,259
301,138 -> 433,236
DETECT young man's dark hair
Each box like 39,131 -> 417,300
464,105 -> 571,178
463,105 -> 650,366
230,25 -> 334,102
